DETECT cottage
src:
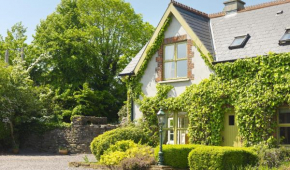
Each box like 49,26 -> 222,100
119,0 -> 290,146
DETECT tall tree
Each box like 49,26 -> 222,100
31,0 -> 154,121
0,22 -> 27,64
0,58 -> 42,148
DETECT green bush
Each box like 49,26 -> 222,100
252,144 -> 290,168
99,140 -> 153,165
280,146 -> 290,161
188,146 -> 258,170
121,154 -> 156,170
90,126 -> 149,160
154,144 -> 199,168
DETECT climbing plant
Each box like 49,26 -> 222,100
135,52 -> 290,146
125,17 -> 172,121
126,14 -> 290,146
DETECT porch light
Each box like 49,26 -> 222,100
157,108 -> 165,126
157,108 -> 165,165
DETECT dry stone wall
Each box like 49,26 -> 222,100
24,116 -> 118,154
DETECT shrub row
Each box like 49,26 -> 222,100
90,126 -> 149,160
91,127 -> 259,169
188,146 -> 258,170
154,145 -> 258,169
154,144 -> 199,168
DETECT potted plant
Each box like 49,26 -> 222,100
59,146 -> 68,155
12,144 -> 19,154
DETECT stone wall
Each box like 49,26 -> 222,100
24,116 -> 118,154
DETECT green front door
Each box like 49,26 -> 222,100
222,112 -> 241,146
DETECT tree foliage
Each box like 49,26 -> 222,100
0,58 -> 42,147
29,0 -> 154,122
0,22 -> 27,64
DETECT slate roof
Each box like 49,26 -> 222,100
119,0 -> 290,76
174,5 -> 214,54
211,2 -> 290,61
119,43 -> 148,76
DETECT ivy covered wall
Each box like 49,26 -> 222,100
125,15 -> 290,146
132,53 -> 290,146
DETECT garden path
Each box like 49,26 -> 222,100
0,150 -> 97,170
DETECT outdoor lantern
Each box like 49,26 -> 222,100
157,108 -> 165,165
157,108 -> 165,125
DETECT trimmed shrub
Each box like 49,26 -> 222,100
188,146 -> 258,170
154,144 -> 199,168
90,127 -> 149,160
100,140 -> 154,165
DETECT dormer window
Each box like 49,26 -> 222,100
279,29 -> 290,45
229,34 -> 250,50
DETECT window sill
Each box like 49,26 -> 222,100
159,78 -> 190,84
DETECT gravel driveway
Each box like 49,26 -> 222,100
0,151 -> 97,170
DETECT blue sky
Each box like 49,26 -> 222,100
0,0 -> 271,43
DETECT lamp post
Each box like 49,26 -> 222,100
157,108 -> 165,165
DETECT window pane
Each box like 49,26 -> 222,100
231,36 -> 246,46
164,62 -> 175,79
164,129 -> 174,145
177,130 -> 189,144
229,115 -> 235,125
167,114 -> 174,128
164,45 -> 174,60
280,127 -> 290,144
165,114 -> 174,145
281,32 -> 290,41
170,131 -> 174,140
178,112 -> 188,128
177,43 -> 187,59
177,60 -> 187,78
279,109 -> 290,123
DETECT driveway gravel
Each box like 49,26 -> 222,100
0,150 -> 97,170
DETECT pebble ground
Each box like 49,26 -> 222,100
0,150 -> 97,170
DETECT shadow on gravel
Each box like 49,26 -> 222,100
0,149 -> 83,157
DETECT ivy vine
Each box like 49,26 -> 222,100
125,17 -> 172,121
126,14 -> 290,146
193,41 -> 215,71
136,52 -> 290,146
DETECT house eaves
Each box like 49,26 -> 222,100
130,1 -> 213,76
118,43 -> 148,76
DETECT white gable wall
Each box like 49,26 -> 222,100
133,16 -> 213,121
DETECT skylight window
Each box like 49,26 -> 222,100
279,29 -> 290,45
229,34 -> 250,50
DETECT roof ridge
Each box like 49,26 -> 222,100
209,0 -> 290,18
171,0 -> 209,18
240,0 -> 290,12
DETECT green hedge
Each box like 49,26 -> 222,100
188,146 -> 258,170
90,126 -> 149,160
155,145 -> 199,168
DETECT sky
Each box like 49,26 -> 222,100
0,0 -> 272,44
